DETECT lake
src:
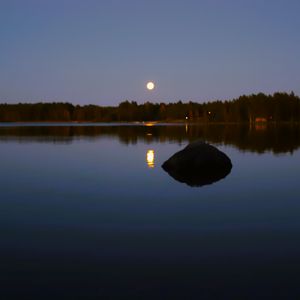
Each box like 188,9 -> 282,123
1,124 -> 300,299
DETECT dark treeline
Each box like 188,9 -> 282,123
0,124 -> 299,154
1,92 -> 300,122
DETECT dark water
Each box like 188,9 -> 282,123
1,124 -> 300,299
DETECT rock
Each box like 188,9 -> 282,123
162,140 -> 232,187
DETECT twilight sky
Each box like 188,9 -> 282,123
0,0 -> 299,105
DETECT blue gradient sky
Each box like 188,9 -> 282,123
0,0 -> 299,105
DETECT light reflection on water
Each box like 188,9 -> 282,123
146,149 -> 155,168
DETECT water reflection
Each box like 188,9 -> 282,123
0,124 -> 300,154
254,123 -> 267,131
146,149 -> 155,168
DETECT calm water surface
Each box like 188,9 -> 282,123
1,124 -> 300,299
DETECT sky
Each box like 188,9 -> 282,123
0,0 -> 300,105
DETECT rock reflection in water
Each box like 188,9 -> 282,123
162,141 -> 232,187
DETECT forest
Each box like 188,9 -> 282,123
0,92 -> 299,123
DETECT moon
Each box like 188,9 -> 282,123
146,81 -> 155,90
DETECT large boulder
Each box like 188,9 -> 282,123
162,140 -> 232,187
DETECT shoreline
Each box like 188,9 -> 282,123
0,120 -> 300,126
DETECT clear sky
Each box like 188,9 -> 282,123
0,0 -> 299,105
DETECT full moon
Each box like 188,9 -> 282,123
146,81 -> 155,90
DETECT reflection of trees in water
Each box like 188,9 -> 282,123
186,124 -> 300,154
0,124 -> 299,154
